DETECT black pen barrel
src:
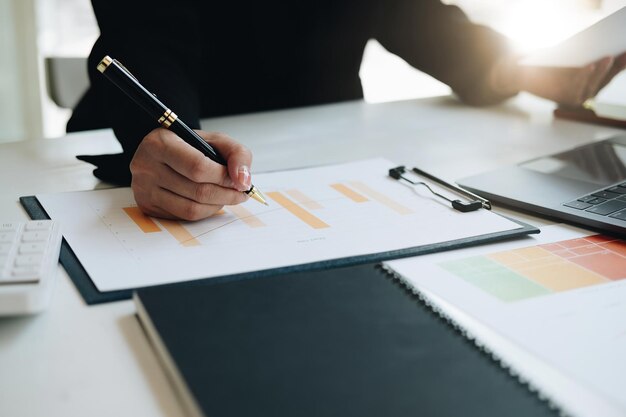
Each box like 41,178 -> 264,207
97,56 -> 225,166
169,119 -> 226,165
97,57 -> 168,119
96,55 -> 268,205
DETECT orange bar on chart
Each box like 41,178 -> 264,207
267,192 -> 330,229
349,181 -> 413,215
123,207 -> 161,233
227,205 -> 266,228
541,237 -> 626,281
330,184 -> 368,203
567,251 -> 626,281
158,219 -> 201,247
489,248 -> 608,291
286,189 -> 324,209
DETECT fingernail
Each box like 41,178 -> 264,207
238,166 -> 251,190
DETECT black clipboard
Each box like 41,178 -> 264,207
20,195 -> 539,305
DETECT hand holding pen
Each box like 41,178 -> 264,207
97,56 -> 267,220
130,128 -> 259,220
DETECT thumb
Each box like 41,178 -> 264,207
197,131 -> 253,192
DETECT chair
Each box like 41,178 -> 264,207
44,56 -> 89,109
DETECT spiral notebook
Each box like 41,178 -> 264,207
135,262 -> 557,417
387,224 -> 626,417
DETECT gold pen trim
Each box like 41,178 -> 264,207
157,109 -> 177,128
163,111 -> 177,128
158,109 -> 172,125
97,56 -> 113,73
245,185 -> 269,206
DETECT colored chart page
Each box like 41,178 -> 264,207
387,225 -> 626,417
36,158 -> 522,292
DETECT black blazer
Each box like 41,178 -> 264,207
68,0 -> 514,184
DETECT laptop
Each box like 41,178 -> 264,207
458,135 -> 626,236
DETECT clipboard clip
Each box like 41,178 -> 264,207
388,166 -> 491,212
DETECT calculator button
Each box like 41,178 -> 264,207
11,265 -> 40,276
0,243 -> 12,254
0,232 -> 16,243
19,242 -> 46,254
21,231 -> 49,242
0,223 -> 18,232
25,221 -> 53,231
15,254 -> 43,266
0,220 -> 61,313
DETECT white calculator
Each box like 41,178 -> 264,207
0,220 -> 62,315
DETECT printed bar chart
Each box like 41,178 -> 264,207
440,235 -> 626,302
122,207 -> 161,233
266,191 -> 330,229
123,180 -> 421,243
124,206 -> 200,247
226,205 -> 266,228
330,183 -> 369,203
158,219 -> 201,247
349,181 -> 413,214
285,189 -> 324,210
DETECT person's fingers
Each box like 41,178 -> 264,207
597,52 -> 626,92
615,51 -> 626,68
157,163 -> 249,206
147,129 -> 234,187
152,186 -> 225,221
196,131 -> 254,192
134,203 -> 174,220
131,128 -> 254,221
562,65 -> 592,106
583,57 -> 613,100
519,65 -> 585,106
131,176 -> 177,219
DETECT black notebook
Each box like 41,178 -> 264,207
135,263 -> 556,417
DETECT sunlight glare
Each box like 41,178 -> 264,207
493,1 -> 599,53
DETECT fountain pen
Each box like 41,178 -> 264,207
96,55 -> 268,206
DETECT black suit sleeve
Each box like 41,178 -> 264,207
80,0 -> 203,156
372,0 -> 516,105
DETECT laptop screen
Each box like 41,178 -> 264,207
520,136 -> 626,186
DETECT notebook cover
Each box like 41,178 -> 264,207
20,195 -> 539,305
134,263 -> 557,417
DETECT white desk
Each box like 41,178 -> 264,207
0,95 -> 623,417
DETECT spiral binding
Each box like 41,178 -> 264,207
378,263 -> 565,417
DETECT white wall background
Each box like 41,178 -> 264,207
0,0 -> 44,142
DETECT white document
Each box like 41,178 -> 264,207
386,225 -> 626,417
37,158 -> 522,291
596,71 -> 626,107
521,7 -> 626,67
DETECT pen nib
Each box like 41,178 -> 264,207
246,185 -> 269,206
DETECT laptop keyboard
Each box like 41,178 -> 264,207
564,183 -> 626,221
